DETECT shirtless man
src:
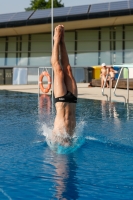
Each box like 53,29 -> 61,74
108,66 -> 118,88
109,67 -> 118,80
51,25 -> 77,141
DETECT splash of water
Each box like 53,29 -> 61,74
85,136 -> 99,141
40,120 -> 86,154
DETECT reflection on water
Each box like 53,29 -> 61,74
52,154 -> 79,200
101,100 -> 121,128
1,91 -> 133,200
38,95 -> 133,154
38,94 -> 54,129
101,100 -> 123,119
39,94 -> 51,115
42,144 -> 79,200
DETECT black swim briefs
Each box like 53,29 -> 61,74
54,91 -> 77,104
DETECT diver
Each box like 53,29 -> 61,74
51,25 -> 77,143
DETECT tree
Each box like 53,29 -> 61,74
25,0 -> 64,11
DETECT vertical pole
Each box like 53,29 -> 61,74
127,67 -> 129,103
38,67 -> 40,95
51,0 -> 54,110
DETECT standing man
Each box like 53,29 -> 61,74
51,25 -> 77,140
100,63 -> 109,88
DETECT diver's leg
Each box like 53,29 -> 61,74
59,25 -> 77,97
51,25 -> 67,98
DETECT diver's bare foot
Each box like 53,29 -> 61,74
54,25 -> 62,43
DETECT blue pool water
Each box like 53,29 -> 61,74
0,91 -> 133,200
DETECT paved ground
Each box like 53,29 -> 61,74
0,83 -> 133,103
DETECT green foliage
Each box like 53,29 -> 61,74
25,0 -> 64,11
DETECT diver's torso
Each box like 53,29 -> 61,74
53,102 -> 76,136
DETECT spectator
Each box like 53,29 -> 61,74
100,63 -> 109,88
108,67 -> 118,88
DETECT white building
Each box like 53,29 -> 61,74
0,0 -> 133,84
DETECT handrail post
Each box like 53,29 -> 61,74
114,67 -> 126,103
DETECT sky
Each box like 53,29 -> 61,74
0,0 -> 126,14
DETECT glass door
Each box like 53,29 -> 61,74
0,68 -> 13,85
0,69 -> 4,85
5,68 -> 13,85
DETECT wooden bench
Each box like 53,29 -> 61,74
91,79 -> 133,89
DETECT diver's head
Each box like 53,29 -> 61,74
54,135 -> 72,147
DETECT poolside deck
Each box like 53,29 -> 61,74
92,79 -> 133,89
0,83 -> 133,103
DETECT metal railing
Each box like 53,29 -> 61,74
102,65 -> 131,104
113,66 -> 129,104
38,65 -> 131,104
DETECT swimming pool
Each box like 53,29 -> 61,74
0,91 -> 133,200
